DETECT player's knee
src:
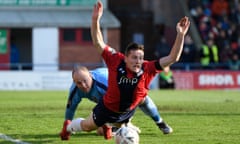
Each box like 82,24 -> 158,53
81,119 -> 96,132
81,123 -> 91,132
83,127 -> 92,132
139,97 -> 147,106
96,127 -> 104,135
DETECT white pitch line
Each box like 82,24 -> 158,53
0,133 -> 31,144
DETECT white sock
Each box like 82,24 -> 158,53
157,118 -> 163,124
67,118 -> 84,132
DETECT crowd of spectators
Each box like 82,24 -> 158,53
187,0 -> 240,70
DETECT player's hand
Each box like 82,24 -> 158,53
59,120 -> 72,140
176,16 -> 190,35
92,0 -> 103,22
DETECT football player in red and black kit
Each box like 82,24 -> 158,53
66,0 -> 190,140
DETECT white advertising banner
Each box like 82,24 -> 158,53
0,71 -> 72,90
173,71 -> 240,90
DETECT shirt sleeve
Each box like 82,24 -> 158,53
101,45 -> 124,70
144,60 -> 162,73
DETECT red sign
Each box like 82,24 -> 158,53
173,71 -> 240,90
0,29 -> 10,70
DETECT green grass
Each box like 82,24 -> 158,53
0,90 -> 240,144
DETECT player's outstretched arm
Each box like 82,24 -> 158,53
159,16 -> 190,69
91,0 -> 106,54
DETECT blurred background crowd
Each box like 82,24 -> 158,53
154,0 -> 240,70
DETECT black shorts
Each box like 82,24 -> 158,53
92,100 -> 136,127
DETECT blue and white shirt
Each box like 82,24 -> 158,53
65,67 -> 108,120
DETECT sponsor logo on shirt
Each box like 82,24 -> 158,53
118,76 -> 138,85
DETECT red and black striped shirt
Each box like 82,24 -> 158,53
102,46 -> 162,113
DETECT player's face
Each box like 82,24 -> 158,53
125,49 -> 144,73
73,70 -> 93,93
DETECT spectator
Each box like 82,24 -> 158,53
211,0 -> 229,20
215,29 -> 230,62
228,53 -> 240,70
180,34 -> 197,63
200,39 -> 219,69
159,67 -> 175,89
229,2 -> 240,24
10,36 -> 20,70
154,37 -> 171,58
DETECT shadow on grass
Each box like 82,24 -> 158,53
166,112 -> 240,116
0,133 -> 104,144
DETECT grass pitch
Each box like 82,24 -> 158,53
0,90 -> 240,144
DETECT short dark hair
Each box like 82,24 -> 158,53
125,42 -> 144,56
72,65 -> 89,77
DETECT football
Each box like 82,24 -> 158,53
114,126 -> 139,144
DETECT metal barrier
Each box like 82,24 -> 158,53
0,62 -> 105,71
171,62 -> 234,71
0,62 -> 239,71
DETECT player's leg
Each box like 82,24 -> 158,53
110,109 -> 140,136
67,113 -> 98,132
65,112 -> 112,139
67,102 -> 113,140
66,113 -> 113,139
138,96 -> 173,134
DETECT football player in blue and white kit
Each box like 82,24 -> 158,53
59,66 -> 172,140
